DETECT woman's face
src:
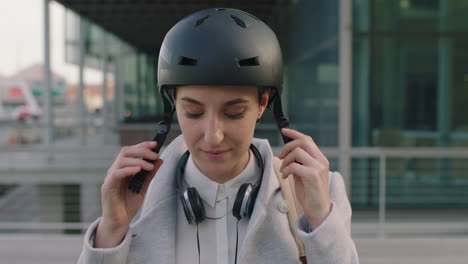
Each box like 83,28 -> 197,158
175,85 -> 269,183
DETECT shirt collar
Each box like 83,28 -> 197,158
184,149 -> 259,208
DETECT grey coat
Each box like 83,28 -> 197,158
78,136 -> 359,264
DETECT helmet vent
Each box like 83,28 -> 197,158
195,15 -> 210,27
215,8 -> 226,11
230,15 -> 247,28
238,56 -> 259,67
179,56 -> 198,66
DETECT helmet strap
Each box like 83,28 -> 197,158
162,88 -> 175,120
157,90 -> 175,147
272,96 -> 293,144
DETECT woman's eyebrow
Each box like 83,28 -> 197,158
224,98 -> 249,106
180,97 -> 202,105
180,97 -> 248,106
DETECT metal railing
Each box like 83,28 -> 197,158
1,146 -> 468,237
322,147 -> 468,238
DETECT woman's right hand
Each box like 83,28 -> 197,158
94,141 -> 163,248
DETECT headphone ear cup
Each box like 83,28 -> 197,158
245,188 -> 259,219
232,183 -> 253,221
187,187 -> 206,224
181,189 -> 195,224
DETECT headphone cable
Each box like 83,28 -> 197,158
196,223 -> 200,264
235,219 -> 239,264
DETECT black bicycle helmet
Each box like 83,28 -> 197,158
157,8 -> 291,142
129,8 -> 291,193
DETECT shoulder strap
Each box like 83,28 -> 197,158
272,156 -> 306,260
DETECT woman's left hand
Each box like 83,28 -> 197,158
278,128 -> 331,229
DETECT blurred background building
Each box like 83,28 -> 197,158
0,0 -> 467,263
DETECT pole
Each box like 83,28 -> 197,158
43,0 -> 53,145
78,17 -> 86,145
101,32 -> 109,144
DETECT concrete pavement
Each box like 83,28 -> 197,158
0,234 -> 467,264
356,236 -> 468,264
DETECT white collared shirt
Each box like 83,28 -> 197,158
176,150 -> 260,264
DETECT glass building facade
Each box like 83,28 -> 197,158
353,0 -> 468,147
284,0 -> 340,148
352,0 -> 468,207
65,10 -> 162,123
63,1 -> 468,209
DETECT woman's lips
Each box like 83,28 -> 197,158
204,149 -> 230,160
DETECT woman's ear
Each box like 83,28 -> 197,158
258,88 -> 270,119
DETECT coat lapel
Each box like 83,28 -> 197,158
141,135 -> 187,213
131,135 -> 188,264
130,196 -> 177,264
238,139 -> 281,263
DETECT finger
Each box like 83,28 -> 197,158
282,159 -> 328,182
120,143 -> 159,160
129,141 -> 158,153
112,166 -> 142,181
117,157 -> 156,171
279,138 -> 316,161
279,140 -> 328,168
281,155 -> 326,181
279,148 -> 314,172
281,162 -> 320,181
136,141 -> 158,149
279,128 -> 328,166
140,159 -> 164,194
279,128 -> 313,158
280,127 -> 308,140
281,162 -> 305,179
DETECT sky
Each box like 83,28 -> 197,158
0,0 -> 102,84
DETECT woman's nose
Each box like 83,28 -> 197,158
204,116 -> 224,146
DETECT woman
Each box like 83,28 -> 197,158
79,8 -> 359,264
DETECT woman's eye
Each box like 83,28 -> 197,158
225,112 -> 245,119
185,112 -> 203,118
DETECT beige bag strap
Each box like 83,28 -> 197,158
272,156 -> 306,259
